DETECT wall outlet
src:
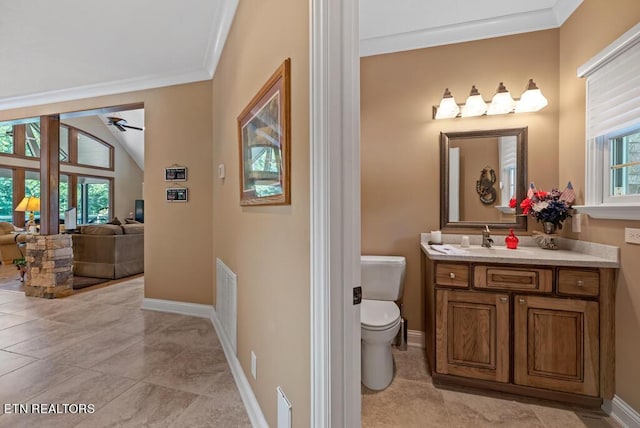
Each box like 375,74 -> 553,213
572,214 -> 582,233
251,351 -> 257,380
625,228 -> 640,244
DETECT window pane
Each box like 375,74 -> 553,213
25,122 -> 41,158
0,168 -> 13,223
77,133 -> 110,168
60,126 -> 69,162
0,124 -> 13,154
60,174 -> 69,220
610,131 -> 640,196
78,176 -> 110,224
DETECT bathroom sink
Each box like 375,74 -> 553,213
463,246 -> 531,255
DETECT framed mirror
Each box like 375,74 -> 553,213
440,127 -> 527,230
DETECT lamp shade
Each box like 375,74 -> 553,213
487,82 -> 516,115
516,79 -> 548,113
461,85 -> 487,117
435,88 -> 460,119
15,196 -> 40,213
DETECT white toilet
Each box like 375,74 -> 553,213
360,255 -> 406,390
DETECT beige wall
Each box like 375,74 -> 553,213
559,0 -> 640,411
0,81 -> 214,305
452,137 -> 501,222
211,0 -> 309,426
361,29 -> 559,332
61,116 -> 144,220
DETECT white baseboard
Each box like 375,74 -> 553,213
605,395 -> 640,428
211,309 -> 268,428
407,329 -> 425,348
141,298 -> 212,318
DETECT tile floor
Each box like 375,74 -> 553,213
0,272 -> 250,428
0,266 -> 623,428
362,347 -> 621,428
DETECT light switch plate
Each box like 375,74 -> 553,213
625,228 -> 640,244
218,164 -> 225,179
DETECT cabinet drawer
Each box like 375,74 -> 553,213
558,269 -> 599,297
435,263 -> 469,288
474,266 -> 552,293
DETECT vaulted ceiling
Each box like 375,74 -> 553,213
0,0 -> 582,110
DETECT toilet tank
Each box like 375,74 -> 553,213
361,255 -> 406,301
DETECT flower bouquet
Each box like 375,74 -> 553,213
512,182 -> 576,249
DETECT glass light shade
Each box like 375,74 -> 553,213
515,79 -> 548,113
487,82 -> 516,115
435,88 -> 460,119
461,85 -> 487,117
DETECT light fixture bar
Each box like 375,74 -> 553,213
433,79 -> 547,119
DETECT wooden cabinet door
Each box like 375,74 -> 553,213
514,295 -> 599,396
436,290 -> 510,383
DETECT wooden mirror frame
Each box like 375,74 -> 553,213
440,127 -> 528,231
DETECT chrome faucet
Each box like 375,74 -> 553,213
481,226 -> 494,248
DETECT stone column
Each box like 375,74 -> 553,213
25,234 -> 73,298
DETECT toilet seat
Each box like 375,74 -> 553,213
361,299 -> 400,331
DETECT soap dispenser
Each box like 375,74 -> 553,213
505,228 -> 519,249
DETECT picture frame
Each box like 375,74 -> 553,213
237,58 -> 291,206
166,187 -> 188,202
165,166 -> 187,181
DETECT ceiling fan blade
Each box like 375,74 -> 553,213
122,124 -> 144,131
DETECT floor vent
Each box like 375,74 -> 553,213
216,258 -> 237,355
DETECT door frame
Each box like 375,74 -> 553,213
310,0 -> 361,426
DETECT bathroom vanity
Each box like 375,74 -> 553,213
421,235 -> 619,407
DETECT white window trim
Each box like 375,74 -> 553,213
576,22 -> 640,220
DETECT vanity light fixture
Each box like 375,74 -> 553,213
434,78 -> 548,119
461,85 -> 488,117
515,79 -> 548,113
434,88 -> 460,119
487,82 -> 516,115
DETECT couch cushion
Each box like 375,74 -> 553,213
121,224 -> 144,234
124,218 -> 141,224
107,217 -> 122,225
0,222 -> 15,235
80,224 -> 123,235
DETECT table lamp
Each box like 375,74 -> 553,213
15,196 -> 40,233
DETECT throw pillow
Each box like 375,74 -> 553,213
124,218 -> 141,224
108,217 -> 122,226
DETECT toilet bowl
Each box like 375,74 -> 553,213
361,299 -> 401,390
360,255 -> 406,390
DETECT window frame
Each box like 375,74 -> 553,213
576,23 -> 640,220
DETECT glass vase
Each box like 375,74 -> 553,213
542,222 -> 558,234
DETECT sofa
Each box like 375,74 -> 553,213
71,223 -> 144,279
0,222 -> 24,264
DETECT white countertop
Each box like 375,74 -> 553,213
420,234 -> 620,268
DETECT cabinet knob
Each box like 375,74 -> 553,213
519,298 -> 526,304
449,272 -> 456,279
576,280 -> 585,287
500,297 -> 508,303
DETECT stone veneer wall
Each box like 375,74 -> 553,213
25,234 -> 74,298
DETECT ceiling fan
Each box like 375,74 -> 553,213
107,117 -> 144,132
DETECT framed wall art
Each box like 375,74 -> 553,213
165,166 -> 187,181
237,58 -> 291,206
166,187 -> 188,202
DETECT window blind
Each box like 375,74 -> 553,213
585,40 -> 640,140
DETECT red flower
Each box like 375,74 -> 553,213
520,198 -> 532,214
509,197 -> 517,208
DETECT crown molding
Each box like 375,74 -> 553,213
360,0 -> 583,57
0,69 -> 211,111
203,0 -> 239,78
577,22 -> 640,77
